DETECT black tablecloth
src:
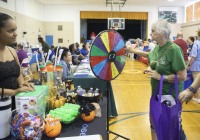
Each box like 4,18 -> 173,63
4,97 -> 107,140
42,97 -> 107,139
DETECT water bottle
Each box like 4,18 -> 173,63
94,88 -> 99,96
81,89 -> 86,96
88,87 -> 93,96
77,86 -> 82,95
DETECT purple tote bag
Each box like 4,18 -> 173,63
150,75 -> 182,140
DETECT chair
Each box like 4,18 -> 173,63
21,58 -> 32,82
27,53 -> 32,61
21,58 -> 30,67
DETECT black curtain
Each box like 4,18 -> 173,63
87,19 -> 144,41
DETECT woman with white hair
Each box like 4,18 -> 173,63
127,19 -> 187,140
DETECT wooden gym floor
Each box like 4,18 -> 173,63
109,57 -> 200,140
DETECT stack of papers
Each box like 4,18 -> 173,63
73,62 -> 96,77
55,134 -> 102,140
81,59 -> 89,63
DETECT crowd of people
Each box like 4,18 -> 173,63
11,32 -> 92,81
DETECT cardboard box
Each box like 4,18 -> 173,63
15,85 -> 49,117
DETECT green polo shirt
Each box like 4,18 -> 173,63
148,42 -> 186,97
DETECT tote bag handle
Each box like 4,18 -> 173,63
158,75 -> 164,103
174,74 -> 179,102
158,74 -> 179,103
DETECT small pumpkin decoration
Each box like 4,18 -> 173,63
50,95 -> 66,109
79,103 -> 96,122
81,111 -> 95,122
45,115 -> 62,137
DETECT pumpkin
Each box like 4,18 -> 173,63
81,111 -> 95,122
50,95 -> 66,109
45,115 -> 62,137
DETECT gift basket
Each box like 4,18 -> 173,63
9,107 -> 44,140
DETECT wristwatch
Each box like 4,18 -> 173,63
187,86 -> 197,94
163,75 -> 169,81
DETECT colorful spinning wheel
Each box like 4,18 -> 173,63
89,30 -> 126,81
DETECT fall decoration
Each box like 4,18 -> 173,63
81,111 -> 95,122
49,103 -> 80,124
45,115 -> 61,137
79,103 -> 96,122
66,93 -> 77,104
65,80 -> 74,91
49,95 -> 66,109
91,102 -> 102,117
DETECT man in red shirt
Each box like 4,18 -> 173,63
174,32 -> 188,65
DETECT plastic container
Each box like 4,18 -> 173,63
9,107 -> 44,140
0,97 -> 11,139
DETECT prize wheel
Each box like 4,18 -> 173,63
89,30 -> 126,81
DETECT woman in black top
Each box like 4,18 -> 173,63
0,13 -> 34,110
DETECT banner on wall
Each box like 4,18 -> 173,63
158,7 -> 177,23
